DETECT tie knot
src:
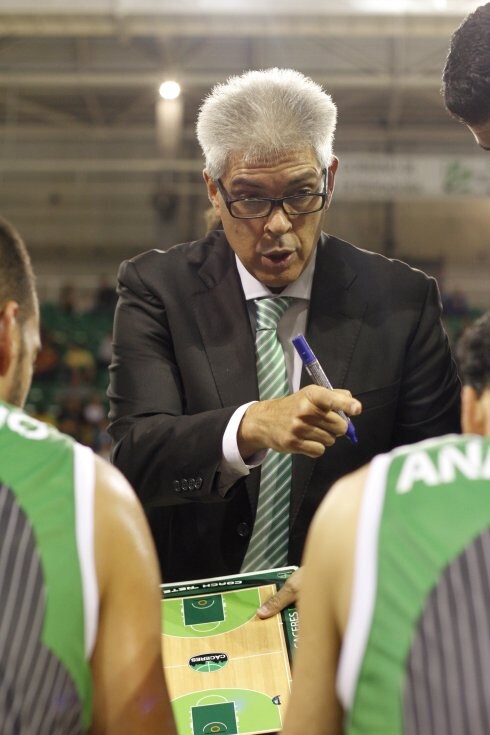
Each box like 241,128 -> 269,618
255,297 -> 292,331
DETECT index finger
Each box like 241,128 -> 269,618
306,385 -> 362,417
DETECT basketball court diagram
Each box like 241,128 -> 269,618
161,572 -> 296,735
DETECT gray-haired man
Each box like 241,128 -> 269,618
108,67 -> 460,592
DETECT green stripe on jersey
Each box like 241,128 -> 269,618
347,435 -> 490,734
0,401 -> 92,728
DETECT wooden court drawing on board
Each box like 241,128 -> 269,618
161,568 -> 298,735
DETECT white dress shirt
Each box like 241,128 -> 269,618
218,247 -> 317,492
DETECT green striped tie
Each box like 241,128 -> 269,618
241,296 -> 293,572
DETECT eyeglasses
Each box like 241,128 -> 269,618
215,168 -> 328,220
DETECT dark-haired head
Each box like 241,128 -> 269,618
442,4 -> 490,148
0,218 -> 40,407
457,311 -> 490,396
0,217 -> 37,325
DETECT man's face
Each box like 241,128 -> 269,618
8,308 -> 41,408
468,120 -> 490,150
205,148 -> 338,291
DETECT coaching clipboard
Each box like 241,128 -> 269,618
161,567 -> 298,735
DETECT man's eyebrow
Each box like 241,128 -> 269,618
230,172 -> 319,194
228,178 -> 263,193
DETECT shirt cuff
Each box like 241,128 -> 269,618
218,402 -> 267,495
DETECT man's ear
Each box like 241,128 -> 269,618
461,384 -> 485,435
325,157 -> 339,210
203,170 -> 221,214
0,301 -> 19,376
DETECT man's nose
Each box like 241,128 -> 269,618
264,204 -> 293,234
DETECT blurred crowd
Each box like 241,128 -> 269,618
26,279 -> 116,459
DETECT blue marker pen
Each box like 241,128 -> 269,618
292,334 -> 358,444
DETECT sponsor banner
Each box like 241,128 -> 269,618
335,153 -> 490,199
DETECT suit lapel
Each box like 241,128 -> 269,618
303,235 -> 367,387
290,234 -> 367,526
192,235 -> 258,407
192,235 -> 261,511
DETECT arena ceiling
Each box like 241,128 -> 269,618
0,0 -> 483,257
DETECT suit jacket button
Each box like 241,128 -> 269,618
237,522 -> 250,538
195,477 -> 203,490
181,479 -> 188,491
173,480 -> 181,493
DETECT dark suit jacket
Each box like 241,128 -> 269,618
108,231 -> 461,582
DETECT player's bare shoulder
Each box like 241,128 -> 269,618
92,455 -> 158,587
313,464 -> 369,537
306,465 -> 369,593
94,454 -> 137,505
93,454 -> 144,533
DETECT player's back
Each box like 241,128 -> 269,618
0,400 -> 97,734
338,434 -> 490,735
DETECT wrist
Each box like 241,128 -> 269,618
237,401 -> 268,458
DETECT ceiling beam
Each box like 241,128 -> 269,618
0,123 -> 469,146
0,71 -> 446,89
0,157 -> 202,173
0,13 -> 468,39
8,95 -> 85,127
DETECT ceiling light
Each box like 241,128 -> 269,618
159,81 -> 181,100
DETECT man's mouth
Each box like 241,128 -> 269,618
262,250 -> 295,264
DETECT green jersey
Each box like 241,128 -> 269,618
338,434 -> 490,735
0,401 -> 98,733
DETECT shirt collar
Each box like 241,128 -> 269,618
236,246 -> 317,302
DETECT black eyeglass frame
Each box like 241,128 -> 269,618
215,168 -> 329,220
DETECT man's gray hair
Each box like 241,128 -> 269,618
196,68 -> 337,180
